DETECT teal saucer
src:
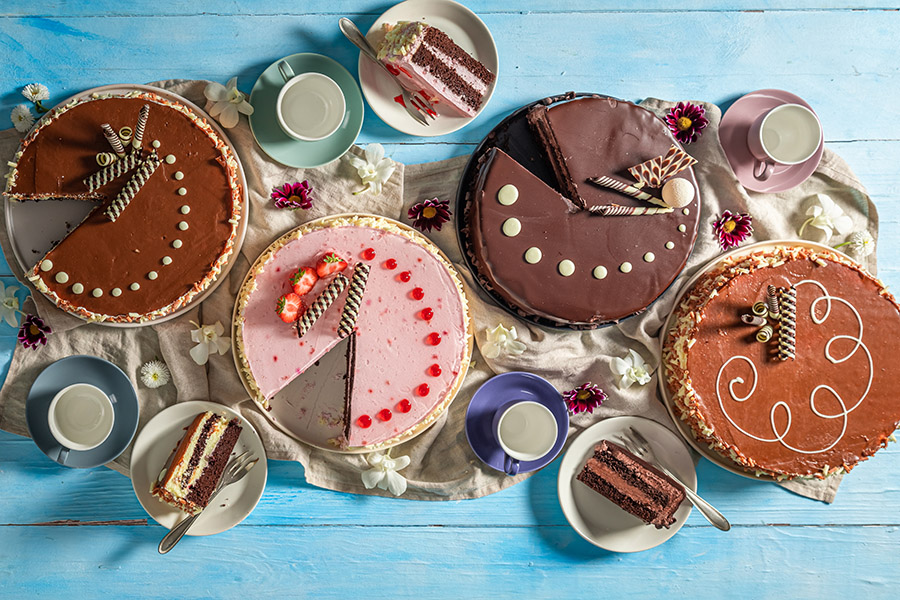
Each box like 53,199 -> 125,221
249,53 -> 364,168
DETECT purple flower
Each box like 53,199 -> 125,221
271,181 -> 313,210
562,382 -> 607,415
665,102 -> 709,145
408,197 -> 451,233
713,210 -> 753,250
17,314 -> 51,349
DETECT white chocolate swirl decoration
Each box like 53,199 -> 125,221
587,204 -> 673,216
628,144 -> 697,189
133,104 -> 150,149
777,286 -> 797,361
296,273 -> 348,338
105,152 -> 160,222
716,280 -> 872,455
101,122 -> 127,157
338,263 -> 370,338
84,150 -> 140,192
587,175 -> 667,207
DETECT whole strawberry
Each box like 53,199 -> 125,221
316,252 -> 348,278
289,266 -> 318,296
275,293 -> 304,323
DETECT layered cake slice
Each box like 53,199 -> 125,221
377,21 -> 495,118
577,440 -> 685,529
151,411 -> 242,515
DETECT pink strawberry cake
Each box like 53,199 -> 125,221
234,215 -> 472,450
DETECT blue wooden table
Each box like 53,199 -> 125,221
1,2 -> 898,597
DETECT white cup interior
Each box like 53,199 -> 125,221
496,401 -> 558,462
276,72 -> 346,142
48,383 -> 115,451
759,103 -> 822,165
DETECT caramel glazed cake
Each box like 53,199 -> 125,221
663,245 -> 900,480
3,90 -> 243,323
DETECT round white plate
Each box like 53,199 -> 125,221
658,239 -> 852,482
130,401 -> 267,535
4,83 -> 249,328
358,0 -> 499,136
557,416 -> 695,553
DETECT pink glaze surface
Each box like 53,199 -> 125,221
241,225 -> 467,447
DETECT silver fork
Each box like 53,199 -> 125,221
617,427 -> 731,531
339,17 -> 436,126
158,451 -> 259,554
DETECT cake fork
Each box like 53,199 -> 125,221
158,451 -> 259,554
339,17 -> 436,126
617,427 -> 731,531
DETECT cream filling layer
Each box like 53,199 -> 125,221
163,415 -> 228,499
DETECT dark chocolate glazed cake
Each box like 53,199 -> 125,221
460,92 -> 700,328
577,440 -> 685,529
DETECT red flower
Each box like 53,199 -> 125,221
712,210 -> 753,250
665,102 -> 709,144
17,313 -> 51,349
408,198 -> 451,233
562,382 -> 607,415
271,180 -> 313,210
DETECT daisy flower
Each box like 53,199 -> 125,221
835,230 -> 875,258
562,382 -> 607,415
140,360 -> 171,388
664,102 -> 709,144
712,210 -> 753,250
11,104 -> 34,133
18,314 -> 51,349
408,197 -> 451,233
271,180 -> 313,210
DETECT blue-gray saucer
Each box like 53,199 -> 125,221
25,355 -> 139,468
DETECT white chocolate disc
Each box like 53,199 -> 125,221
55,272 -> 69,284
619,262 -> 633,274
497,184 -> 519,206
643,252 -> 656,263
72,283 -> 84,294
524,247 -> 542,264
502,218 -> 521,237
178,221 -> 189,231
111,288 -> 122,297
40,259 -> 53,272
165,154 -> 176,164
678,224 -> 686,233
558,259 -> 575,277
665,241 -> 675,250
592,266 -> 608,280
91,288 -> 103,298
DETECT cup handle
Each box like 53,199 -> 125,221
277,60 -> 295,83
753,158 -> 774,181
108,393 -> 117,405
504,454 -> 520,476
55,447 -> 70,465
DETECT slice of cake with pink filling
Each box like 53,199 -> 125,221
377,21 -> 496,118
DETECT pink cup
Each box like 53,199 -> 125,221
747,103 -> 822,181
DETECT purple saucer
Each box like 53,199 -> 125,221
465,372 -> 568,474
719,89 -> 824,193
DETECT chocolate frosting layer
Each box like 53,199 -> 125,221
9,93 -> 241,321
463,94 -> 699,326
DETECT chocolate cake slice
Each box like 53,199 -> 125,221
151,411 -> 242,515
576,440 -> 685,529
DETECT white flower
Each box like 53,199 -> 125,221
140,360 -> 171,388
204,77 -> 254,128
348,143 -> 395,195
838,230 -> 875,258
610,348 -> 652,390
11,104 -> 34,133
0,281 -> 20,328
22,83 -> 49,103
361,449 -> 411,496
798,193 -> 852,242
481,323 -> 527,359
189,320 -> 231,365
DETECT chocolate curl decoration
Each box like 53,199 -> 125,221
628,145 -> 698,189
338,263 -> 370,338
751,301 -> 769,317
104,152 -> 160,222
777,286 -> 797,361
101,123 -> 127,158
756,325 -> 774,343
587,175 -> 668,208
587,204 -> 673,216
296,273 -> 349,338
766,284 -> 781,318
133,104 -> 150,149
84,150 -> 140,192
742,314 -> 767,327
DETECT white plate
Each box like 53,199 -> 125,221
359,0 -> 499,136
657,239 -> 851,482
557,416 -> 696,553
4,83 -> 249,328
130,401 -> 267,535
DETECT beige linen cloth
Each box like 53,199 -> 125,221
0,81 -> 877,503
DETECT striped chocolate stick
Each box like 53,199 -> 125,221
296,273 -> 349,338
101,123 -> 127,157
338,263 -> 370,338
776,286 -> 797,361
105,152 -> 160,222
587,204 -> 673,216
84,150 -> 140,192
587,175 -> 668,207
133,104 -> 150,149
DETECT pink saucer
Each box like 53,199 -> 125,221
719,89 -> 824,193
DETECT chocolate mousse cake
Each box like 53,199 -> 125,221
151,411 -> 242,515
463,93 -> 700,328
577,440 -> 685,529
663,245 -> 900,480
4,90 -> 243,323
377,21 -> 496,118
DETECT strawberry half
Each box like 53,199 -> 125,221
316,252 -> 348,278
289,266 -> 318,296
275,293 -> 304,323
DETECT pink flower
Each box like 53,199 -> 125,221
665,102 -> 709,144
408,197 -> 451,233
271,181 -> 313,210
712,210 -> 753,250
562,382 -> 607,415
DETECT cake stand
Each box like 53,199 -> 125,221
3,83 -> 250,328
